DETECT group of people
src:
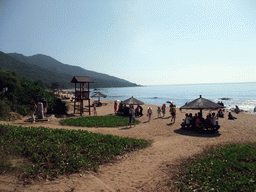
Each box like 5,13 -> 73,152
30,98 -> 48,123
217,108 -> 224,118
114,101 -> 144,127
116,102 -> 143,117
181,112 -> 219,129
114,100 -> 242,129
93,99 -> 102,107
115,101 -> 177,124
146,103 -> 176,123
155,103 -> 177,123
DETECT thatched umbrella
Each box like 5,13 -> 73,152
121,96 -> 144,105
180,95 -> 224,114
91,92 -> 107,101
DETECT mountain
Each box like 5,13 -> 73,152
0,51 -> 139,88
0,51 -> 71,88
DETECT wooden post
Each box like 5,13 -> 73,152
74,83 -> 76,114
80,83 -> 82,115
88,82 -> 91,115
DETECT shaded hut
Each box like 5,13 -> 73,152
180,95 -> 225,115
71,76 -> 94,115
121,96 -> 144,105
91,92 -> 107,101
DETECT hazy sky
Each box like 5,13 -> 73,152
1,0 -> 256,85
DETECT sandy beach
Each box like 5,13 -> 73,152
0,99 -> 256,192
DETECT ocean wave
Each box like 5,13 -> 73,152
107,95 -> 126,98
148,97 -> 158,99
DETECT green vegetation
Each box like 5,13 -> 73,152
0,68 -> 68,117
175,143 -> 256,191
60,115 -> 140,127
1,51 -> 139,88
0,124 -> 150,183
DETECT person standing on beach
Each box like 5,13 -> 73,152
157,106 -> 161,118
161,104 -> 166,117
129,105 -> 135,127
114,100 -> 118,114
93,106 -> 97,116
147,107 -> 153,121
42,98 -> 48,117
30,99 -> 37,123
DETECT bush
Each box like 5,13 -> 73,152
0,69 -> 68,116
48,98 -> 68,115
15,104 -> 30,116
0,98 -> 11,118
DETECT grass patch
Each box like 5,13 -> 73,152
60,115 -> 140,127
0,116 -> 10,121
0,116 -> 15,121
0,124 -> 150,183
175,143 -> 256,191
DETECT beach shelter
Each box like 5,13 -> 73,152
121,96 -> 144,105
180,95 -> 224,114
91,92 -> 107,101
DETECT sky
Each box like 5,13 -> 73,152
1,0 -> 256,86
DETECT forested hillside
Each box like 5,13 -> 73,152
0,51 -> 138,88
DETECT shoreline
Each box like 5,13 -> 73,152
58,89 -> 256,115
61,82 -> 256,114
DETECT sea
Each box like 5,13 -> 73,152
89,82 -> 256,114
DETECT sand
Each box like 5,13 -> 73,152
0,99 -> 256,192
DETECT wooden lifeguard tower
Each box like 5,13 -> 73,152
71,76 -> 94,115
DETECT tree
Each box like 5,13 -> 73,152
0,69 -> 68,116
50,82 -> 61,90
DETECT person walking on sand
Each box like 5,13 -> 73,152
170,105 -> 176,123
157,106 -> 161,118
161,104 -> 166,117
169,102 -> 173,116
30,99 -> 37,123
129,105 -> 136,127
147,107 -> 153,121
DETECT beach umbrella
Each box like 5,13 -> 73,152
166,101 -> 173,104
91,92 -> 107,100
180,95 -> 225,114
121,96 -> 144,105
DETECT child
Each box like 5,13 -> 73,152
30,99 -> 37,123
157,106 -> 161,118
93,106 -> 97,116
147,107 -> 153,121
161,104 -> 166,117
